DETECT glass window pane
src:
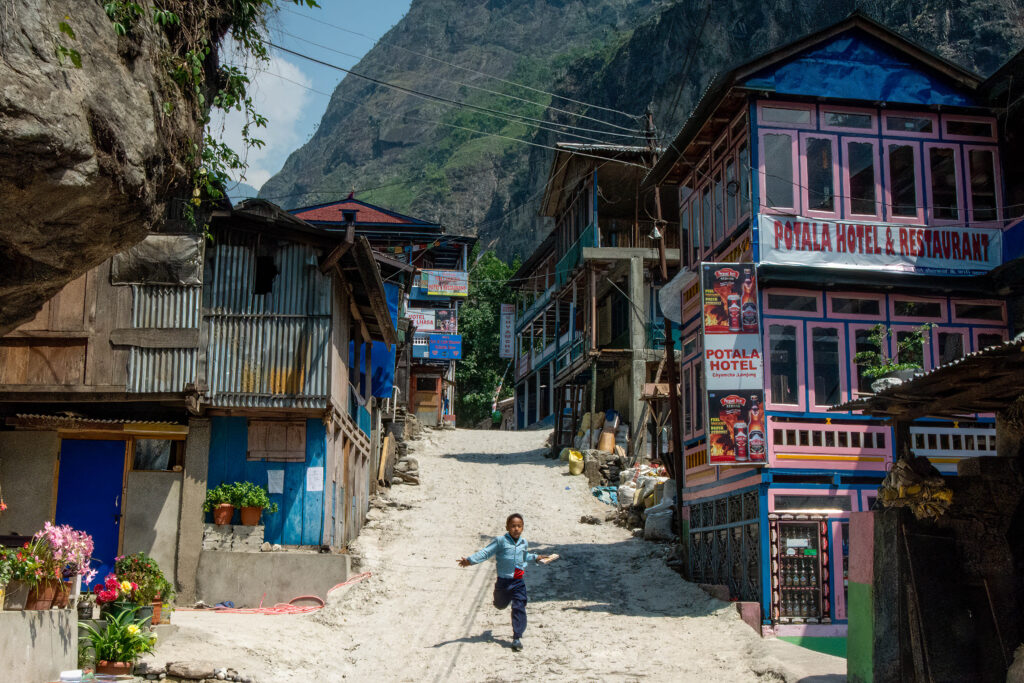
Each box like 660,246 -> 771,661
896,330 -> 924,368
946,120 -> 992,137
929,148 -> 959,220
855,328 -> 878,394
832,297 -> 880,316
714,171 -> 724,241
702,186 -> 713,249
681,201 -> 691,264
764,133 -> 794,209
738,144 -> 750,217
938,332 -> 964,365
978,333 -> 1005,349
725,159 -> 737,228
894,300 -> 941,318
763,106 -> 811,124
134,440 -> 173,470
889,144 -> 918,217
824,111 -> 872,129
848,141 -> 876,215
767,293 -> 818,312
954,302 -> 1003,321
969,149 -> 997,222
806,137 -> 835,212
695,366 -> 703,428
683,366 -> 692,433
769,324 -> 799,404
887,116 -> 933,133
812,327 -> 841,406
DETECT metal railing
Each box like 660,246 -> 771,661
555,221 -> 596,286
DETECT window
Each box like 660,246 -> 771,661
682,365 -> 692,434
896,330 -> 925,369
937,333 -> 964,365
854,327 -> 881,395
762,105 -> 812,125
763,132 -> 796,209
811,327 -> 842,407
769,324 -> 799,405
247,420 -> 306,462
694,366 -> 703,429
968,148 -> 998,222
714,169 -> 725,242
767,293 -> 819,313
725,158 -> 737,228
702,186 -> 713,249
133,439 -> 181,471
846,140 -> 878,216
886,115 -> 934,134
945,118 -> 994,139
893,299 -> 942,319
738,144 -> 751,218
804,135 -> 836,214
680,195 -> 693,264
887,144 -> 919,218
822,110 -> 874,131
254,255 -> 279,295
832,297 -> 880,316
954,302 -> 1004,322
416,377 -> 437,391
927,146 -> 960,221
977,332 -> 1005,350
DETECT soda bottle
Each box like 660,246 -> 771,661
734,422 -> 748,461
727,294 -> 741,332
741,272 -> 757,332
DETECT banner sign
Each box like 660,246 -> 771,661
701,263 -> 766,466
428,334 -> 462,360
758,215 -> 1001,276
408,308 -> 457,333
423,270 -> 469,297
499,304 -> 515,358
407,308 -> 435,332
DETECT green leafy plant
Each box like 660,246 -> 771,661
0,549 -> 14,588
114,552 -> 175,605
79,605 -> 157,664
54,16 -> 82,68
202,483 -> 234,513
854,323 -> 936,379
229,481 -> 278,512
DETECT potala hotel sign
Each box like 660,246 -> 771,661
758,215 -> 1002,276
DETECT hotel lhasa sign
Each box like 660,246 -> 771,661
758,215 -> 1002,276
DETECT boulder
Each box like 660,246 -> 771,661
167,661 -> 217,679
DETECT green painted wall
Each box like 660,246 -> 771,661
846,580 -> 873,682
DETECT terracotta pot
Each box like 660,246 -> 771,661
213,503 -> 234,525
151,600 -> 162,625
95,661 -> 133,675
240,506 -> 263,525
25,579 -> 59,610
3,580 -> 30,610
54,581 -> 71,608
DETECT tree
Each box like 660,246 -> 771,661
455,248 -> 519,426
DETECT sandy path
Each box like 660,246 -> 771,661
149,428 -> 846,682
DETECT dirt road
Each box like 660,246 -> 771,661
150,428 -> 846,682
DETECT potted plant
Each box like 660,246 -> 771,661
2,546 -> 34,610
94,573 -> 140,622
24,533 -> 63,610
33,522 -> 95,608
115,552 -> 175,625
79,604 -> 157,675
203,483 -> 235,525
230,481 -> 279,525
853,323 -> 935,393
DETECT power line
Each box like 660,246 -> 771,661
280,5 -> 641,122
277,28 -> 642,136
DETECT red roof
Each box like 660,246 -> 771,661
291,197 -> 435,227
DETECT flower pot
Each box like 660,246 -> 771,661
213,503 -> 234,525
54,581 -> 71,609
25,579 -> 60,610
100,600 -> 135,622
133,603 -> 153,625
240,506 -> 263,525
3,580 -> 29,610
95,661 -> 133,675
151,600 -> 162,625
77,600 -> 94,620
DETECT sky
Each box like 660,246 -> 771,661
212,1 -> 413,199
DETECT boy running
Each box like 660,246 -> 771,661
457,513 -> 550,651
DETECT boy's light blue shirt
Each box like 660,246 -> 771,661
468,533 -> 537,578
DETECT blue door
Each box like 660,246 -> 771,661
55,440 -> 126,586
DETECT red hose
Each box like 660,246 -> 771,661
180,572 -> 372,615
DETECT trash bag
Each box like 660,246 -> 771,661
617,483 -> 637,508
591,486 -> 618,506
644,508 -> 674,541
568,451 -> 584,475
580,412 -> 593,431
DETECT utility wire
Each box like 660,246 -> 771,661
277,28 -> 643,135
280,5 -> 641,122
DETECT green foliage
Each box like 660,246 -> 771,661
202,483 -> 233,513
454,248 -> 519,426
115,552 -> 174,605
79,605 -> 157,664
853,323 -> 935,379
54,17 -> 82,68
229,481 -> 279,513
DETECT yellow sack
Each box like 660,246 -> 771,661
580,413 -> 592,431
568,452 -> 584,475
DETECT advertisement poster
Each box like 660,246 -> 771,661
701,262 -> 766,466
435,309 -> 458,333
499,304 -> 515,358
758,215 -> 1001,276
428,334 -> 463,360
407,308 -> 436,332
706,390 -> 767,465
423,270 -> 469,297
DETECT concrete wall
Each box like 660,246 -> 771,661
0,431 -> 58,536
195,550 -> 350,607
123,471 -> 182,585
175,418 -> 210,605
0,610 -> 76,681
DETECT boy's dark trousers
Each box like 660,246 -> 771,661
493,577 -> 527,639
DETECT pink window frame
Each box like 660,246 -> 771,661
881,111 -> 939,140
922,143 -> 965,226
763,288 -> 822,318
757,101 -> 817,130
807,322 -> 848,409
951,299 -> 1006,325
971,327 -> 1008,352
940,114 -> 997,143
932,326 -> 970,366
763,320 -> 806,411
724,152 -> 740,233
849,322 -> 889,400
889,295 -> 948,323
883,140 -> 926,224
734,140 -> 753,224
891,323 -> 936,372
962,145 -> 1003,227
826,291 -> 886,321
840,137 -> 883,220
767,488 -> 856,513
819,105 -> 878,134
758,128 -> 801,214
799,132 -> 841,220
831,519 -> 847,621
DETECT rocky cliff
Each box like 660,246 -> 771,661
263,0 -> 1024,259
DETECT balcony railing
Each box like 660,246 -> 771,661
515,283 -> 555,334
555,335 -> 588,376
556,221 -> 596,286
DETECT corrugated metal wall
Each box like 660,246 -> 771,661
204,233 -> 332,408
127,286 -> 201,393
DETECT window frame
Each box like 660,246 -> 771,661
758,128 -> 801,214
849,322 -> 890,399
757,101 -> 817,130
881,111 -> 939,140
941,114 -> 997,143
807,322 -> 848,409
841,136 -> 883,220
819,105 -> 878,134
764,320 -> 807,411
799,131 -> 841,220
826,291 -> 886,321
922,142 -> 964,226
971,327 -> 1008,352
889,295 -> 947,323
962,144 -> 1002,226
952,299 -> 1006,325
890,323 -> 936,373
883,140 -> 925,224
763,288 -> 822,318
932,326 -> 969,367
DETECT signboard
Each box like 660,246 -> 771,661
499,303 -> 515,358
435,309 -> 458,333
759,215 -> 1001,276
423,270 -> 469,297
408,308 -> 457,333
407,308 -> 435,332
701,263 -> 766,466
428,334 -> 462,360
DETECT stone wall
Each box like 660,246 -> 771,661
123,471 -> 182,585
0,430 -> 58,536
0,610 -> 76,681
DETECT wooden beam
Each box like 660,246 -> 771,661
350,238 -> 397,347
110,327 -> 200,348
319,241 -> 354,273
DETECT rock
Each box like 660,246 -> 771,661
135,662 -> 163,675
391,476 -> 404,485
167,661 -> 217,679
604,510 -> 618,521
405,413 -> 423,440
579,515 -> 602,525
260,542 -> 272,552
395,460 -> 411,472
404,457 -> 418,469
147,675 -> 158,680
217,674 -> 226,680
271,544 -> 282,551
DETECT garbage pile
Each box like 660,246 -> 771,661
572,410 -> 630,454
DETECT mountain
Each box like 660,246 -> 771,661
227,181 -> 260,205
261,0 -> 1024,260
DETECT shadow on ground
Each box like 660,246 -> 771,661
440,448 -> 564,468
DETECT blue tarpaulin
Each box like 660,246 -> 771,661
744,31 -> 975,107
350,283 -> 401,398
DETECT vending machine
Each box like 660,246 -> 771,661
768,513 -> 832,624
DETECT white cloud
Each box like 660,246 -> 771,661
208,52 -> 314,193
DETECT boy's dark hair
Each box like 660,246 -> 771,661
506,513 -> 524,525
